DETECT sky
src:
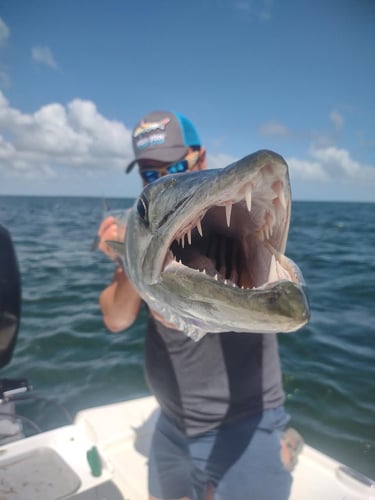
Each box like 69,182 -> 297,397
0,0 -> 374,201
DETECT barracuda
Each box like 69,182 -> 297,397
110,150 -> 310,341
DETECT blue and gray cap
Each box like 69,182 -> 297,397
125,110 -> 201,173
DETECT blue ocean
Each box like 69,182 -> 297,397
0,196 -> 374,479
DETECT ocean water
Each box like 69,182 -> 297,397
0,195 -> 374,479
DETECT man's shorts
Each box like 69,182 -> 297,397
148,406 -> 292,500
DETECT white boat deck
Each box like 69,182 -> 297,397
0,396 -> 373,499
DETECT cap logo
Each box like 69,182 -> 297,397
136,133 -> 165,150
133,117 -> 171,138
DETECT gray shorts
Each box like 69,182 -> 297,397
148,406 -> 292,500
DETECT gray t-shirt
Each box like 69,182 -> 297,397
144,316 -> 285,436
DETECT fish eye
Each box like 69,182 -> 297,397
137,195 -> 149,224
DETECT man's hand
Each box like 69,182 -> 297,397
97,215 -> 126,261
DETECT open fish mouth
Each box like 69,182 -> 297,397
161,161 -> 303,292
121,149 -> 309,338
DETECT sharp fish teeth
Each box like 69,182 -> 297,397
187,229 -> 192,245
272,181 -> 287,209
196,218 -> 203,237
181,235 -> 185,248
225,204 -> 232,227
279,190 -> 287,210
268,254 -> 278,283
245,189 -> 252,211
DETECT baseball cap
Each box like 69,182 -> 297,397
125,110 -> 201,173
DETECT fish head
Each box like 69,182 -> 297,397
123,150 -> 310,340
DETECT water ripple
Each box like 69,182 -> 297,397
1,196 -> 374,478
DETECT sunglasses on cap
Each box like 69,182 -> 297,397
139,151 -> 201,184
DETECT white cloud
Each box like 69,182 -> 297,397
261,109 -> 346,144
260,121 -> 291,138
258,112 -> 375,187
0,17 -> 10,46
329,110 -> 344,130
0,92 -> 133,180
209,146 -> 375,190
1,93 -> 373,199
288,146 -> 375,185
287,157 -> 327,181
32,45 -> 58,69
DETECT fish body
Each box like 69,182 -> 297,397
111,150 -> 310,341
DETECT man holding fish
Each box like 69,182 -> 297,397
97,110 -> 307,500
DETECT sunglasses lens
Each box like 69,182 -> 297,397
168,161 -> 188,174
140,153 -> 199,184
141,170 -> 159,183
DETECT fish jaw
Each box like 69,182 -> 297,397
160,262 -> 310,335
124,150 -> 310,338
